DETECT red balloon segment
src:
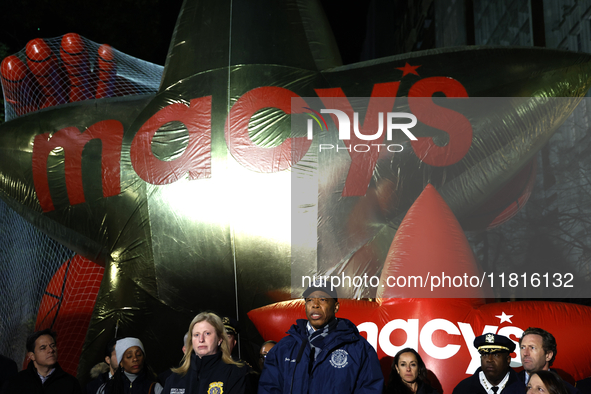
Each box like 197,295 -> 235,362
0,55 -> 37,116
378,184 -> 488,299
32,255 -> 104,376
96,44 -> 116,99
26,38 -> 66,108
60,33 -> 93,102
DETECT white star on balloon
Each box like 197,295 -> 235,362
496,312 -> 513,324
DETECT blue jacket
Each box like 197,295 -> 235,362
258,318 -> 383,394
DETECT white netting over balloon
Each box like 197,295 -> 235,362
1,33 -> 163,121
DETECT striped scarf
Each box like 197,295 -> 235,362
307,318 -> 338,361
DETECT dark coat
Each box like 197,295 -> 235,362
84,372 -> 109,394
0,354 -> 17,393
386,379 -> 439,394
162,352 -> 248,394
100,368 -> 160,394
258,318 -> 383,394
416,382 -> 439,394
576,377 -> 591,394
2,361 -> 82,394
452,367 -> 524,394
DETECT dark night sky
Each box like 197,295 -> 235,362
0,0 -> 373,66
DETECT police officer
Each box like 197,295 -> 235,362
453,333 -> 524,394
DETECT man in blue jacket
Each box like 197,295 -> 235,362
258,281 -> 383,394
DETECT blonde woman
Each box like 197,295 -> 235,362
162,312 -> 248,394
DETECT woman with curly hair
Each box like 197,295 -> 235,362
386,348 -> 438,394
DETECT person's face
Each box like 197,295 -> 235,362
120,346 -> 144,374
227,332 -> 237,354
520,334 -> 552,372
193,321 -> 221,358
395,352 -> 419,384
305,291 -> 339,330
29,335 -> 57,371
527,374 -> 548,394
259,343 -> 275,370
105,349 -> 118,374
480,351 -> 511,385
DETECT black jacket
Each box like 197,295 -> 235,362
576,377 -> 591,394
100,368 -> 161,394
386,379 -> 439,394
162,352 -> 248,394
0,355 -> 17,393
84,372 -> 109,394
3,361 -> 82,394
452,367 -> 524,394
416,382 -> 439,394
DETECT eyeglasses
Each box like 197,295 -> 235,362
259,354 -> 268,360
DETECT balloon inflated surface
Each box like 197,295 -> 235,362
1,0 -> 591,379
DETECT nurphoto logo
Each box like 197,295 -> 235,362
305,107 -> 418,152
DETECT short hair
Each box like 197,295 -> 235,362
105,337 -> 119,358
520,327 -> 557,366
26,329 -> 57,353
261,340 -> 277,348
529,371 -> 568,394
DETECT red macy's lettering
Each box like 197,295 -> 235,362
32,119 -> 124,212
32,77 -> 472,212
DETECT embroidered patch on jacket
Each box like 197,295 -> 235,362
171,389 -> 185,394
329,349 -> 349,368
208,382 -> 224,394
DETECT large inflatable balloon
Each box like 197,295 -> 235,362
32,255 -> 104,376
249,185 -> 591,393
1,0 -> 591,380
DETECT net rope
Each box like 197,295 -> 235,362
1,33 -> 163,121
0,199 -> 75,365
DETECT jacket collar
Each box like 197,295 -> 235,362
27,360 -> 64,382
190,351 -> 223,372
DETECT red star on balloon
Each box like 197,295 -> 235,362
396,62 -> 421,76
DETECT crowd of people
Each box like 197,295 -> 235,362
0,281 -> 589,394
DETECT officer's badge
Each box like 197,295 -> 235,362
485,334 -> 495,343
329,349 -> 349,369
208,382 -> 224,394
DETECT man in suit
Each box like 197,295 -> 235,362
519,327 -> 579,394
